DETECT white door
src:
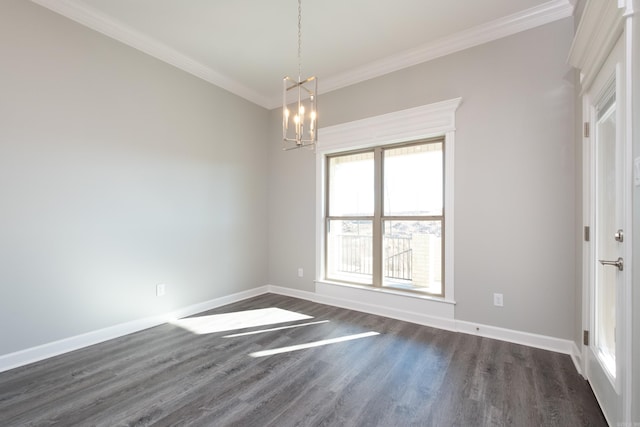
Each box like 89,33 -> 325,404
585,35 -> 629,426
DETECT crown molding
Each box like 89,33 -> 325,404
30,0 -> 272,108
30,0 -> 573,111
264,0 -> 574,109
568,0 -> 626,93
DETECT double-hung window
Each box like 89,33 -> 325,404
326,138 -> 444,296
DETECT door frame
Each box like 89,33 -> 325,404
569,0 -> 636,424
583,35 -> 629,424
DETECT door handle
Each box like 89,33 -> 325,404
599,257 -> 624,271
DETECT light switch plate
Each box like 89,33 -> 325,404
156,283 -> 166,297
634,157 -> 640,187
493,293 -> 503,307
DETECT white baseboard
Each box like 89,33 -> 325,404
0,286 -> 268,373
1,284 -> 584,377
570,342 -> 583,376
456,320 -> 584,376
268,284 -> 582,371
455,320 -> 575,355
264,284 -> 321,302
267,284 -> 457,331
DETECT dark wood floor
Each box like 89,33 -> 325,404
0,294 -> 606,426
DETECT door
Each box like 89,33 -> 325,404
585,35 -> 628,426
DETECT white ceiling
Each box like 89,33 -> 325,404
31,0 -> 574,109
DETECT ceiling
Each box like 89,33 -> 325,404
31,0 -> 574,109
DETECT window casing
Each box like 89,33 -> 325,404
325,139 -> 445,297
315,98 -> 460,305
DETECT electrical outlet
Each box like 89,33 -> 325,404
156,283 -> 166,297
493,293 -> 503,307
297,268 -> 304,278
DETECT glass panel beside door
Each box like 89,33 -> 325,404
594,93 -> 617,380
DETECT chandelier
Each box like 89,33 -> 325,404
282,0 -> 317,150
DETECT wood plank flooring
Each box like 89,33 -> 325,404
0,294 -> 607,426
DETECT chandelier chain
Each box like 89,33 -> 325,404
297,0 -> 302,80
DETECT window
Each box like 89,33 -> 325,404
315,98 -> 460,305
325,139 -> 444,296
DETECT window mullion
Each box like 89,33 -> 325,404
372,147 -> 383,287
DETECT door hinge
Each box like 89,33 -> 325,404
584,226 -> 590,242
583,330 -> 589,346
584,122 -> 590,138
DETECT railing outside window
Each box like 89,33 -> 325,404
334,234 -> 412,280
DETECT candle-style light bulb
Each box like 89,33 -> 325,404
310,110 -> 316,132
294,114 -> 300,139
284,108 -> 290,131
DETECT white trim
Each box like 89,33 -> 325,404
315,98 -> 461,308
264,284 -> 321,301
455,320 -> 576,358
568,0 -> 625,93
268,284 -> 580,368
580,89 -> 591,379
1,284 -> 582,376
29,0 -> 271,108
268,284 -> 456,331
572,342 -> 584,377
0,286 -> 268,373
312,0 -> 573,106
313,281 -> 457,331
318,98 -> 461,153
573,4 -> 639,424
621,2 -> 637,421
444,128 -> 456,302
576,20 -> 634,423
316,280 -> 457,305
29,0 -> 572,110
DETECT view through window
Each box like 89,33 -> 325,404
326,139 -> 444,296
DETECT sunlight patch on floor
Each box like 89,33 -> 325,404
249,331 -> 380,357
170,307 -> 313,335
223,320 -> 330,338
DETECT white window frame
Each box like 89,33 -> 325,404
315,98 -> 461,305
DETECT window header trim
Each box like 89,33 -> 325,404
317,98 -> 461,154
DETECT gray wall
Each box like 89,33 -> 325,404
0,0 -> 580,358
268,18 -> 577,340
0,0 -> 269,355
